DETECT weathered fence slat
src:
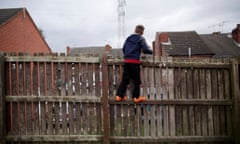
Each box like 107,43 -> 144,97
102,53 -> 110,144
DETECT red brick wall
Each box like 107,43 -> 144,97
0,10 -> 51,55
159,33 -> 169,43
154,32 -> 161,57
232,32 -> 240,43
154,32 -> 169,57
238,32 -> 240,43
232,24 -> 240,44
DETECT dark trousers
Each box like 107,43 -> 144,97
116,63 -> 141,98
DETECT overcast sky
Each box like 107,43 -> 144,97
1,0 -> 240,52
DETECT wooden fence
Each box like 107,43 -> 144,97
0,53 -> 239,144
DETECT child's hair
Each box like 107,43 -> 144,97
135,25 -> 145,35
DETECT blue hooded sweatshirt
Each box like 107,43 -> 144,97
123,34 -> 153,62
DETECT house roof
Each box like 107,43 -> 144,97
108,48 -> 123,57
69,46 -> 123,57
200,34 -> 240,58
0,8 -> 22,26
161,31 -> 214,56
70,46 -> 105,56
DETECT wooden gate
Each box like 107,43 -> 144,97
0,53 -> 239,144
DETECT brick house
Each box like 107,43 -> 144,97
0,8 -> 51,54
154,31 -> 214,58
154,24 -> 240,58
232,24 -> 240,46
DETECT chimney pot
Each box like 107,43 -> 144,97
105,44 -> 112,53
237,24 -> 240,29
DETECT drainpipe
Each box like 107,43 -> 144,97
188,47 -> 191,58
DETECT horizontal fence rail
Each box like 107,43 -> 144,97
0,53 -> 239,144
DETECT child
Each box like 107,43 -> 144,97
116,25 -> 153,103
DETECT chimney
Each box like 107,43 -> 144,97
105,44 -> 112,53
232,24 -> 240,43
159,33 -> 169,43
66,46 -> 71,55
154,32 -> 169,57
154,33 -> 161,57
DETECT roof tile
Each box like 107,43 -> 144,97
162,31 -> 214,56
0,8 -> 22,26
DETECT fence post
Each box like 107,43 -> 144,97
231,59 -> 240,144
0,53 -> 5,143
102,53 -> 110,144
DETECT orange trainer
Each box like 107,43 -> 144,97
115,96 -> 127,102
133,96 -> 146,103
